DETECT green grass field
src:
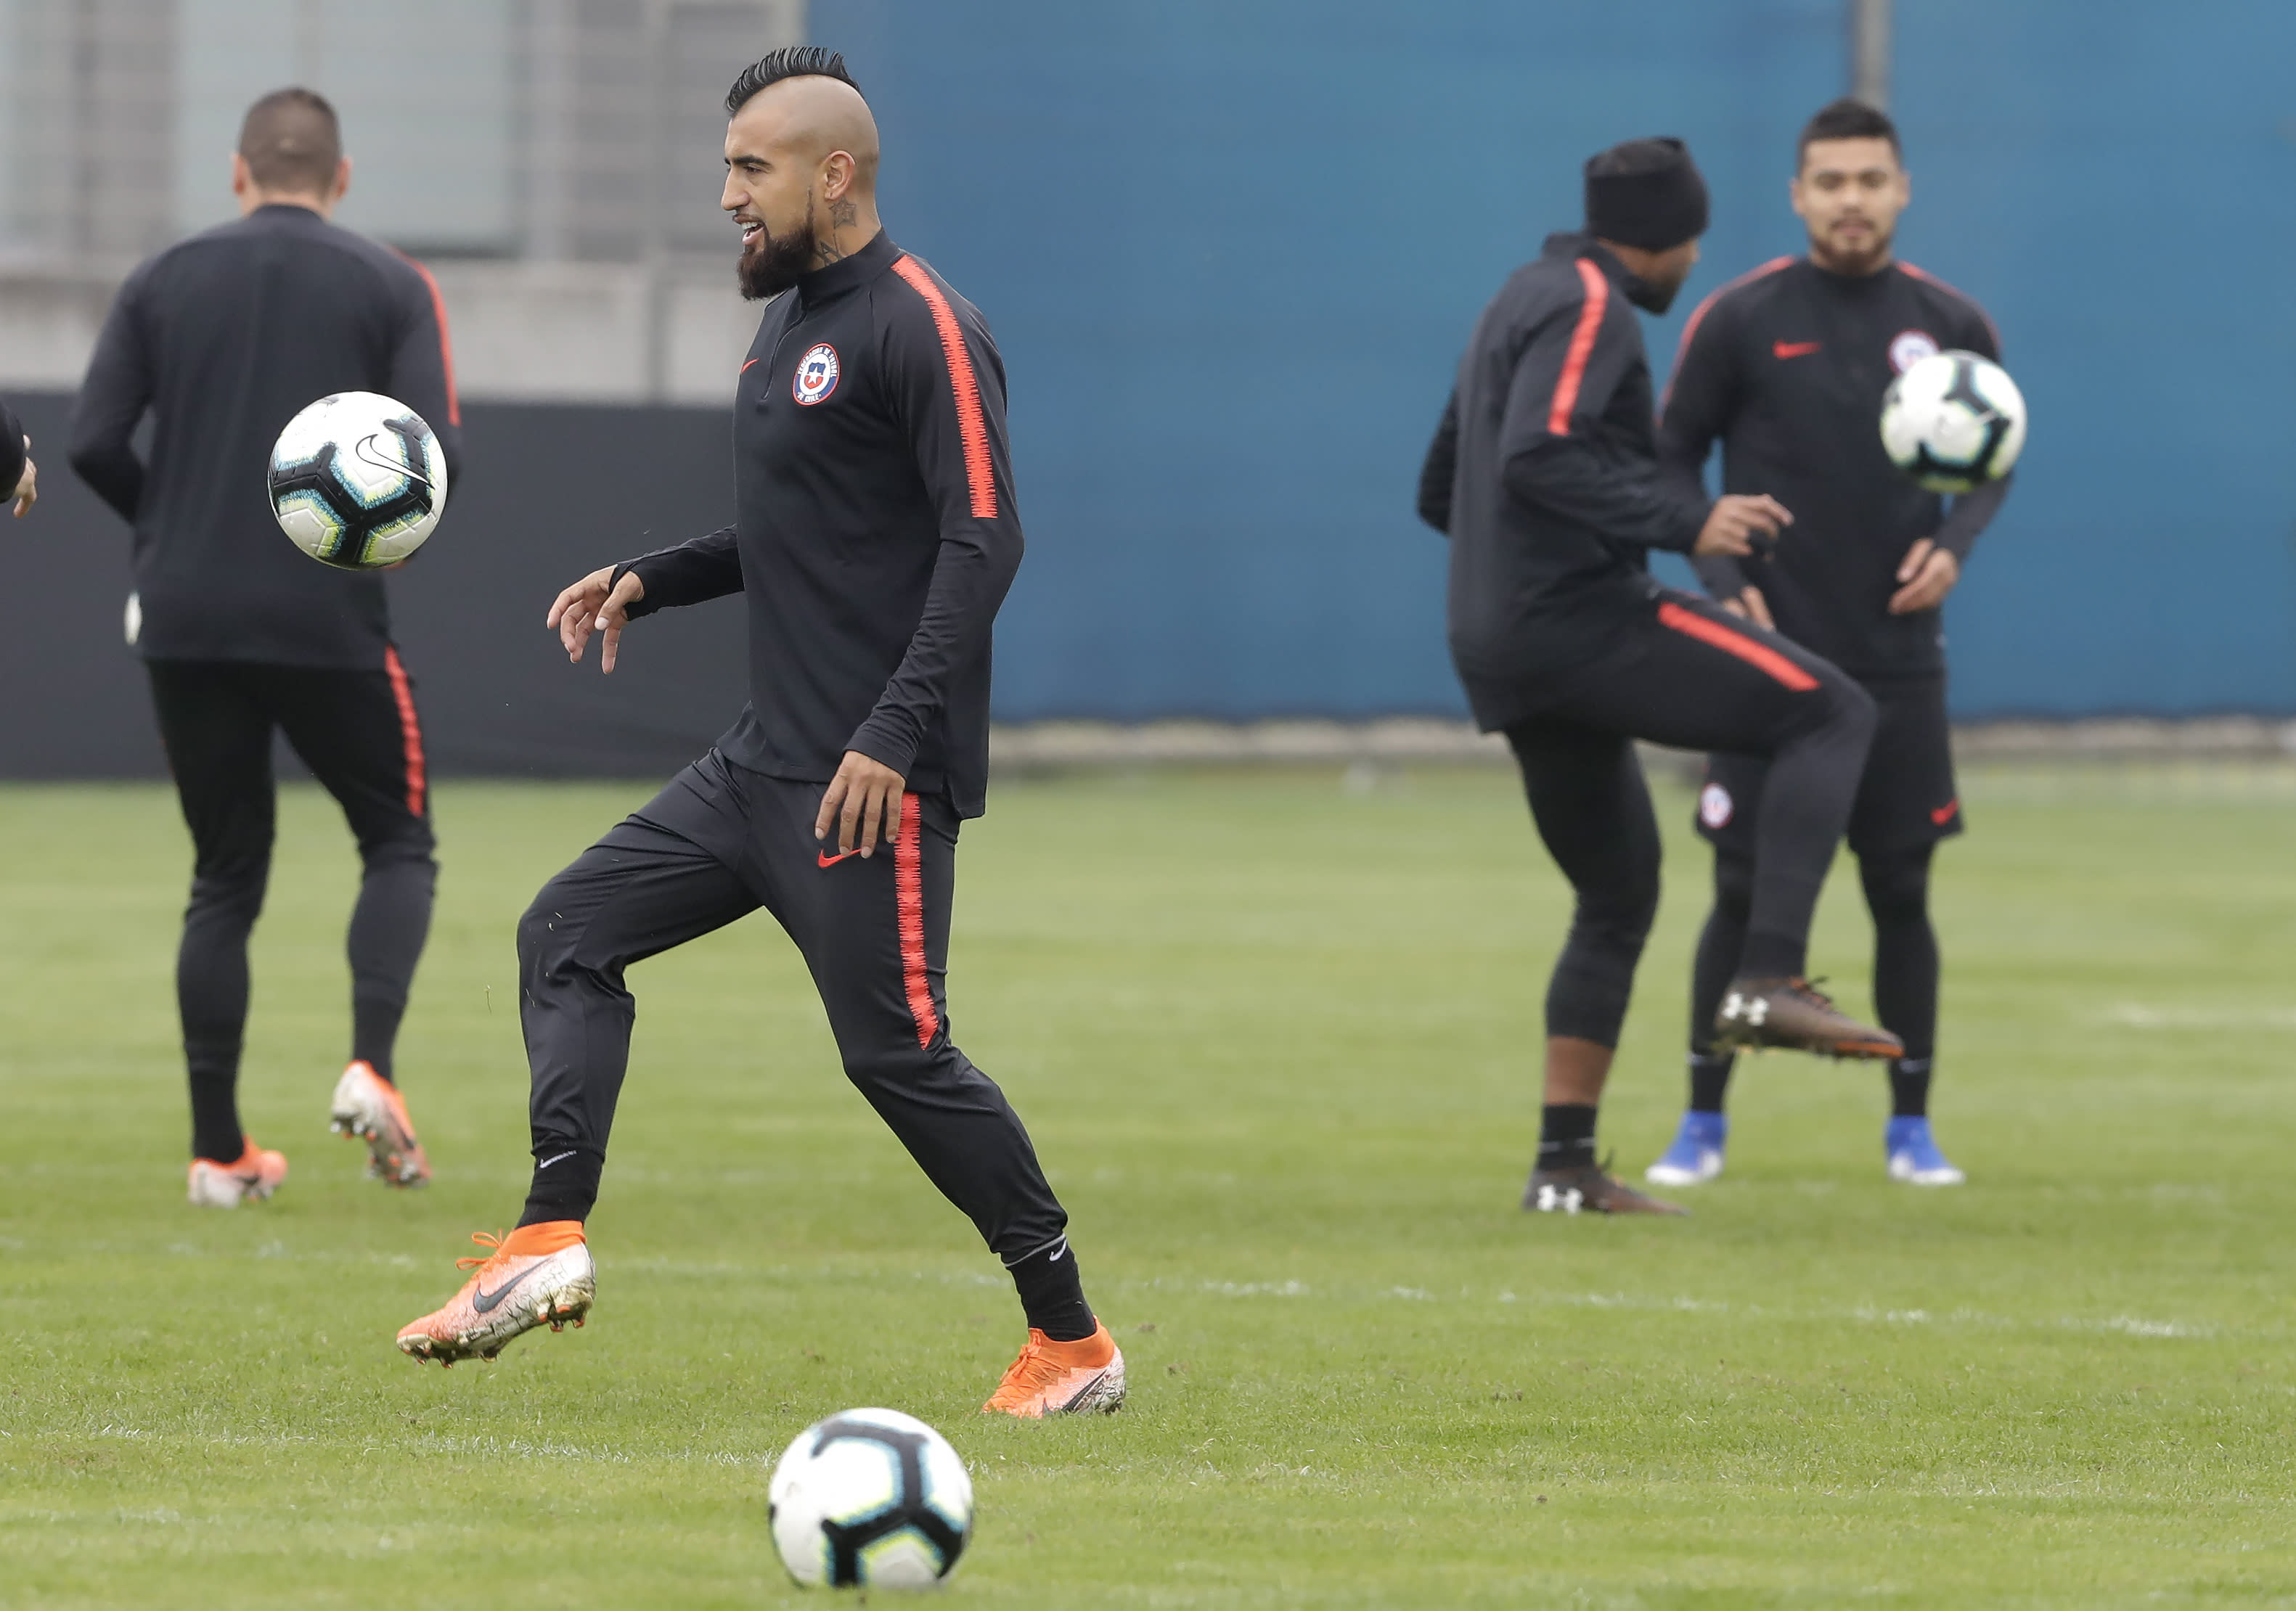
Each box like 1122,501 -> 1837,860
4,765 -> 2295,1607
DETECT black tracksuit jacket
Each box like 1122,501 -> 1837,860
1659,255 -> 2008,681
617,231 -> 1021,819
68,203 -> 462,669
1418,232 -> 1712,729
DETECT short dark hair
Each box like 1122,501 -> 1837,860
725,46 -> 863,116
238,87 -> 340,195
1798,97 -> 1900,166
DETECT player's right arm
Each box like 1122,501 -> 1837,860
1416,393 -> 1459,534
66,268 -> 154,523
1657,284 -> 1765,610
547,525 -> 743,673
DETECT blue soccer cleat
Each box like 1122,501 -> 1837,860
1644,1110 -> 1727,1187
1885,1116 -> 1966,1186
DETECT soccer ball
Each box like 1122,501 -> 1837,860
1879,350 -> 2026,493
768,1408 -> 973,1589
267,390 -> 447,569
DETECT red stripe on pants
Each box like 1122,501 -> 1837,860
894,794 -> 939,1049
382,645 -> 428,816
1656,602 -> 1820,692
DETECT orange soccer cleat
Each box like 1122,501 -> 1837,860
330,1060 -> 430,1187
186,1137 -> 288,1208
396,1222 -> 595,1366
982,1321 -> 1127,1417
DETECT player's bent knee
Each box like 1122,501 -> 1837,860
1859,852 -> 1932,925
1712,853 -> 1756,924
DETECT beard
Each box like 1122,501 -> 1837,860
1625,268 -> 1686,316
738,205 -> 817,300
1813,219 -> 1893,274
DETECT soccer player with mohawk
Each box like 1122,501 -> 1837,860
396,49 -> 1125,1419
1419,136 -> 1900,1216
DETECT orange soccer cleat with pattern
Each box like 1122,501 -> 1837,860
395,1222 -> 595,1366
187,1137 -> 288,1208
330,1060 -> 430,1187
982,1321 -> 1127,1417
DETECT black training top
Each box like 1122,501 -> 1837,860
617,231 -> 1021,819
68,203 -> 462,669
1659,255 -> 2009,680
1418,232 -> 1712,730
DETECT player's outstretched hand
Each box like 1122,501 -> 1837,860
1694,493 -> 1791,558
12,438 -> 35,517
1720,584 -> 1775,631
1889,537 -> 1960,615
547,565 -> 646,673
815,751 -> 907,858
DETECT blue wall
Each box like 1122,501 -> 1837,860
815,1 -> 2296,720
1893,2 -> 2296,713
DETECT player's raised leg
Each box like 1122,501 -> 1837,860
396,783 -> 758,1365
1506,716 -> 1686,1216
764,781 -> 1123,1413
273,659 -> 440,1186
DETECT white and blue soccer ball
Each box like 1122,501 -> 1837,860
768,1408 -> 973,1590
266,390 -> 446,569
1879,349 -> 2027,493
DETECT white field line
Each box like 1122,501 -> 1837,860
1115,1277 -> 2216,1341
2098,1003 -> 2296,1030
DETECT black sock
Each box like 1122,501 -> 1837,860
188,1055 -> 244,1164
517,1144 -> 602,1227
1888,1058 -> 1932,1119
1002,1234 -> 1095,1342
1687,1052 -> 1734,1115
1537,1103 -> 1598,1172
1738,930 -> 1805,979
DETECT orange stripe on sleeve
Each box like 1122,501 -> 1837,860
894,795 -> 940,1049
1547,258 -> 1611,437
888,255 -> 998,520
396,251 -> 462,428
1656,602 -> 1820,692
382,645 -> 428,816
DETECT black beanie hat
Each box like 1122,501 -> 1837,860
1583,136 -> 1709,251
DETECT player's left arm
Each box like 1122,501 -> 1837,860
67,267 -> 155,524
384,255 -> 465,498
820,269 -> 1025,857
1889,303 -> 2010,615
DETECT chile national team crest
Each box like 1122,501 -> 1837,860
793,343 -> 841,405
1889,329 -> 1940,374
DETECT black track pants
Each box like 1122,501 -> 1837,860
147,656 -> 437,1162
516,751 -> 1069,1260
1502,591 -> 1874,1049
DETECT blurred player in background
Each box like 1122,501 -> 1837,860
0,401 -> 36,518
69,89 -> 462,1207
396,49 -> 1126,1419
1646,99 -> 2009,1191
1419,137 -> 1900,1217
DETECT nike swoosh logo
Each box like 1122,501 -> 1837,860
1773,340 -> 1821,359
536,1151 -> 576,1171
817,848 -> 862,868
472,1263 -> 543,1315
1930,799 -> 1960,825
740,358 -> 761,374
